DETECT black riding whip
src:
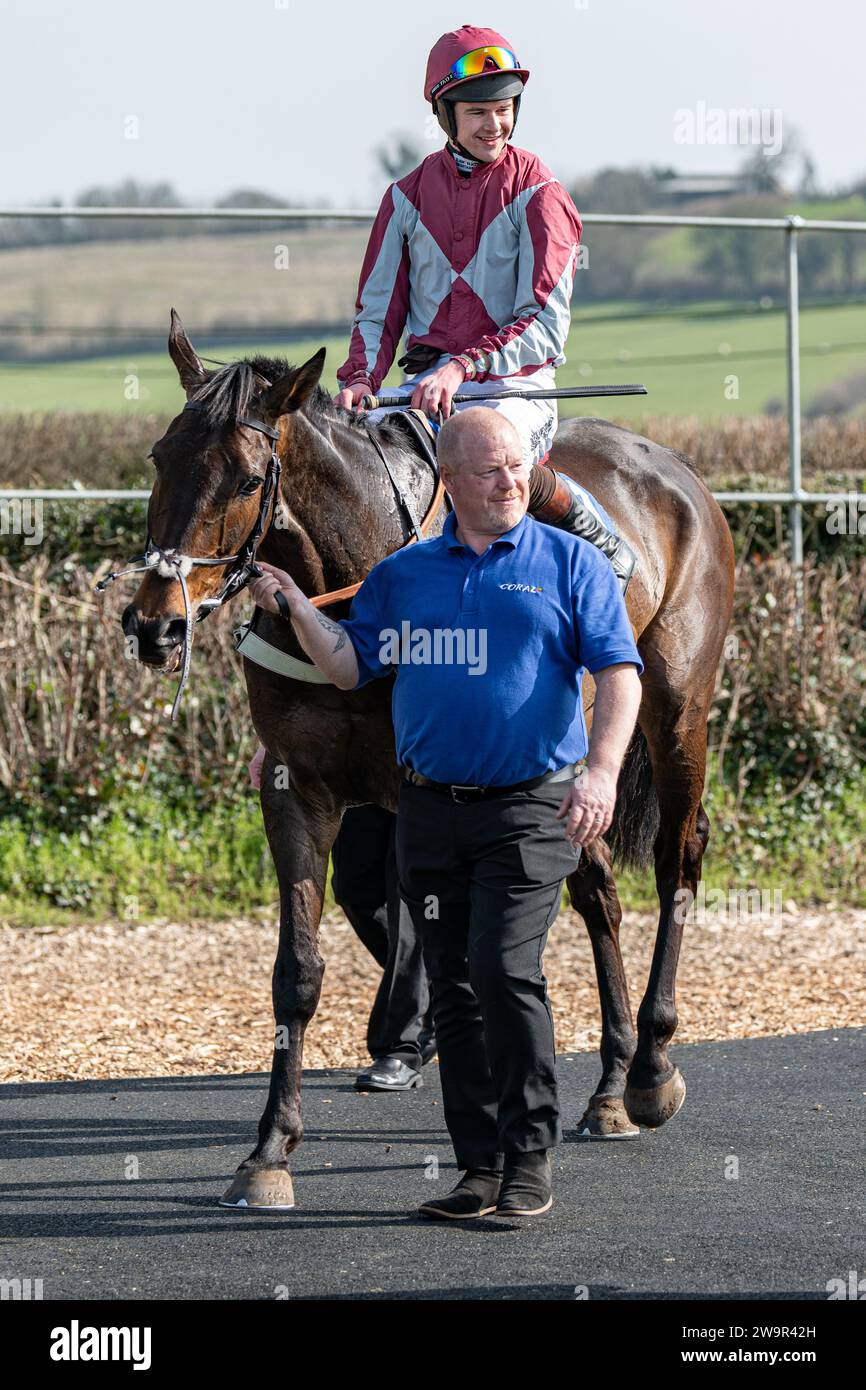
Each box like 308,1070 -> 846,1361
361,383 -> 648,409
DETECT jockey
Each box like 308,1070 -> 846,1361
334,23 -> 635,591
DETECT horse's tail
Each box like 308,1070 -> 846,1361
605,726 -> 659,871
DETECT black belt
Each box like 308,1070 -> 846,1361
401,762 -> 579,804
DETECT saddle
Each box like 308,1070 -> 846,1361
390,406 -> 439,471
384,406 -> 451,513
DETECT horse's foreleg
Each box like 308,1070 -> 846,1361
624,710 -> 710,1128
567,838 -> 639,1139
219,774 -> 341,1210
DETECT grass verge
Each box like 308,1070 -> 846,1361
3,768 -> 864,927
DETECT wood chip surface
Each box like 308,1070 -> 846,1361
2,906 -> 863,1083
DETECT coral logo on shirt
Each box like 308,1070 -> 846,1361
498,582 -> 544,594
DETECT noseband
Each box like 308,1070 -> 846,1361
94,400 -> 285,722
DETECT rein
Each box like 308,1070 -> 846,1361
94,398 -> 444,719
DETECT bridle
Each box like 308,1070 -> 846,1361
94,395 -> 445,721
95,400 -> 284,722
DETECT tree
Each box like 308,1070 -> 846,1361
570,165 -> 658,214
77,178 -> 181,208
374,133 -> 424,183
796,153 -> 820,200
215,188 -> 297,235
74,179 -> 185,240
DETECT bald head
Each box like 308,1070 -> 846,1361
437,407 -> 522,477
436,406 -> 531,541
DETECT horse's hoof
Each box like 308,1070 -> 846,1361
218,1168 -> 296,1211
624,1068 -> 686,1128
574,1095 -> 640,1140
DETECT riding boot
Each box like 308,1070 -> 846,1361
527,461 -> 636,596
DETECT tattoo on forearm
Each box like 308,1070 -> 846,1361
314,610 -> 347,653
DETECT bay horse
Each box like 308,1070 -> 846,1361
120,311 -> 734,1209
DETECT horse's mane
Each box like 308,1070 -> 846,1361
189,353 -> 409,447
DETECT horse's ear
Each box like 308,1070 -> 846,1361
168,308 -> 207,396
260,348 -> 326,420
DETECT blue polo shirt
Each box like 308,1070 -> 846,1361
338,510 -> 643,786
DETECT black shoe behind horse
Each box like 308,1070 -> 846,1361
354,1055 -> 423,1091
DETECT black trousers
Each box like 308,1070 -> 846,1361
330,804 -> 432,1066
395,778 -> 581,1170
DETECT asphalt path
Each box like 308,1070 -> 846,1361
1,1029 -> 863,1300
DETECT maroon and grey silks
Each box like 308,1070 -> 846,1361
336,143 -> 583,394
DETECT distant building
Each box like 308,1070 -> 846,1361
653,172 -> 771,202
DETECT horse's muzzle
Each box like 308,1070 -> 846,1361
121,605 -> 187,667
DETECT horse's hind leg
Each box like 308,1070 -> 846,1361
219,768 -> 341,1210
567,837 -> 639,1139
623,693 -> 712,1128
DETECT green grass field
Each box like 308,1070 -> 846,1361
1,299 -> 863,421
4,764 -> 865,925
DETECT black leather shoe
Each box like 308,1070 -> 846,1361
418,1168 -> 503,1220
495,1150 -> 553,1217
354,1056 -> 422,1091
549,492 -> 636,596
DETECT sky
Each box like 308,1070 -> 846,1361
2,0 -> 864,209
